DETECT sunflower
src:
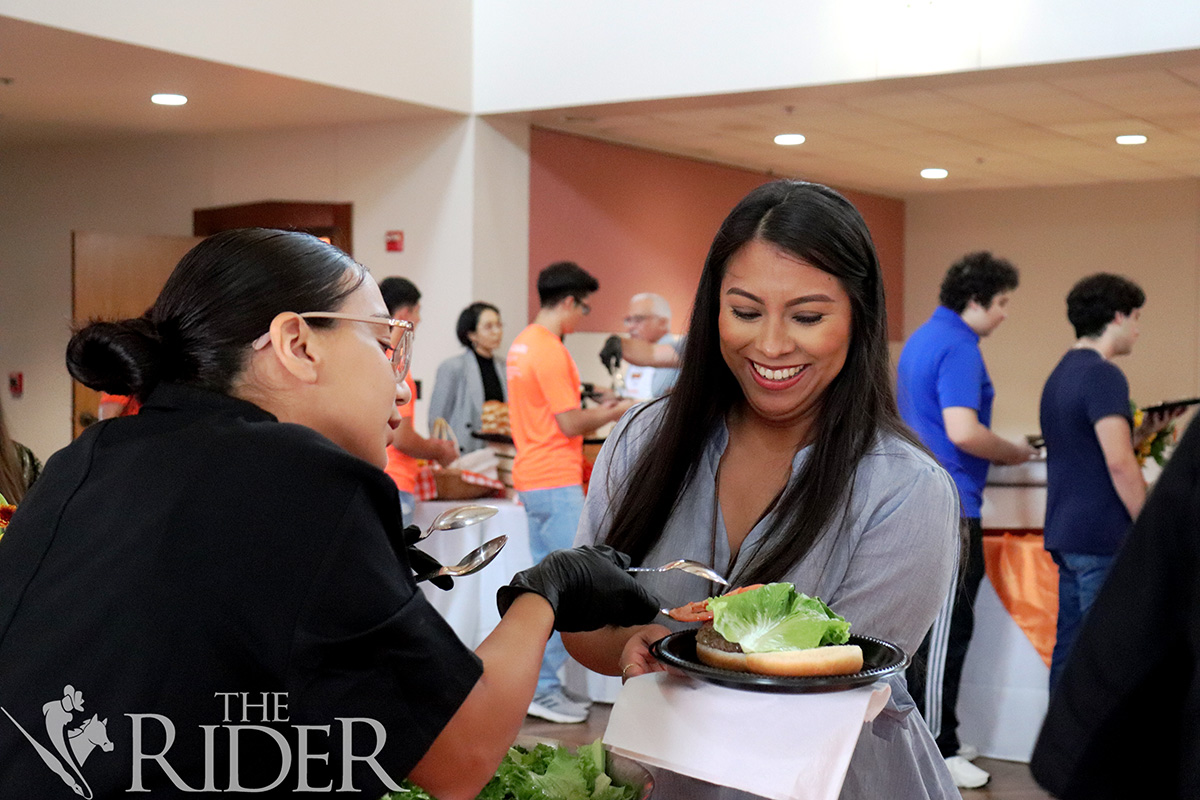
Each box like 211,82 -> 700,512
1131,401 -> 1177,467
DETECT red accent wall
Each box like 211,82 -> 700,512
529,128 -> 905,340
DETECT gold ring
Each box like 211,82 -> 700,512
621,664 -> 635,678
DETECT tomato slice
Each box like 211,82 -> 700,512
666,600 -> 712,622
665,583 -> 766,622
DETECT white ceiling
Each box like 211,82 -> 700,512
4,15 -> 1200,198
0,16 -> 444,147
519,50 -> 1200,197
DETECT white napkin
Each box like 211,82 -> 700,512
604,672 -> 891,800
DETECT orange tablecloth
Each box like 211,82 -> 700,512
983,531 -> 1058,668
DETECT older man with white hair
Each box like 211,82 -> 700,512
600,292 -> 681,400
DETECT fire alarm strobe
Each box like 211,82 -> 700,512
385,231 -> 404,253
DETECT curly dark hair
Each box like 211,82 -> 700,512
1067,273 -> 1144,339
938,251 -> 1019,313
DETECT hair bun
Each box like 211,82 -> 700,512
66,318 -> 164,398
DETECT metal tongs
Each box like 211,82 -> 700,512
626,558 -> 729,585
415,535 -> 507,583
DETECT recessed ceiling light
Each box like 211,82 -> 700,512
921,168 -> 949,179
151,93 -> 187,106
1115,134 -> 1147,145
774,133 -> 806,146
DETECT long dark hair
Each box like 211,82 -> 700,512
67,228 -> 365,401
602,180 -> 920,585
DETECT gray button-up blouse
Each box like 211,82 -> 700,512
575,400 -> 962,800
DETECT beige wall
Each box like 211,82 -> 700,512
904,178 -> 1200,441
0,117 -> 532,458
6,113 -> 1199,464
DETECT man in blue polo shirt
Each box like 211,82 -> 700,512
897,251 -> 1036,789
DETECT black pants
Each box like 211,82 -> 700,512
907,517 -> 984,758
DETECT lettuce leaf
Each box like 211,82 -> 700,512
532,747 -> 593,799
384,739 -> 636,800
707,582 -> 850,653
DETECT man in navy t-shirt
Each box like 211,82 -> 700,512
897,251 -> 1036,789
1040,273 -> 1175,693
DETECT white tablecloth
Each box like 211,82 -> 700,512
957,576 -> 1050,761
413,499 -> 534,650
975,478 -> 1052,761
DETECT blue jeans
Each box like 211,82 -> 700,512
1050,551 -> 1115,694
521,485 -> 585,696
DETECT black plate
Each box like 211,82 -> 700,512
650,630 -> 907,693
1139,397 -> 1200,416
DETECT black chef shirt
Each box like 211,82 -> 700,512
0,384 -> 482,798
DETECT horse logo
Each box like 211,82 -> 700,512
2,685 -> 114,798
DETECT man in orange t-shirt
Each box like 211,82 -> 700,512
379,277 -> 457,524
98,393 -> 141,419
507,261 -> 633,723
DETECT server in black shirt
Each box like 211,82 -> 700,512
0,229 -> 657,799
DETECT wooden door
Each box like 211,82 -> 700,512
193,202 -> 352,256
71,232 -> 202,438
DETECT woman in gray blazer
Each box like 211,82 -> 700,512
428,302 -> 507,453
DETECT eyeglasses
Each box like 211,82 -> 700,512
302,312 -> 414,383
574,297 -> 591,316
623,314 -> 657,326
252,312 -> 415,383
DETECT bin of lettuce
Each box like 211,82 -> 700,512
384,738 -> 646,800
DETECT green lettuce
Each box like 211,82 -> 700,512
384,738 -> 635,800
706,582 -> 850,654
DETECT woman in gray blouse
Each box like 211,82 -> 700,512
427,302 -> 506,453
564,180 -> 962,799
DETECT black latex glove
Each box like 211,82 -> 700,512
599,335 -> 623,372
497,545 -> 661,632
400,524 -> 454,591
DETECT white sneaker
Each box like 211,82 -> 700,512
945,755 -> 990,789
957,744 -> 980,762
527,690 -> 589,724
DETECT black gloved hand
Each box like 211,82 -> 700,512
497,545 -> 661,632
400,524 -> 454,591
599,335 -> 623,372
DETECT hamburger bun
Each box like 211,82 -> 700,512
694,621 -> 864,677
745,645 -> 864,677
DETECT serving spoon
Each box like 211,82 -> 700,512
417,504 -> 499,541
415,535 -> 508,583
626,559 -> 729,586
